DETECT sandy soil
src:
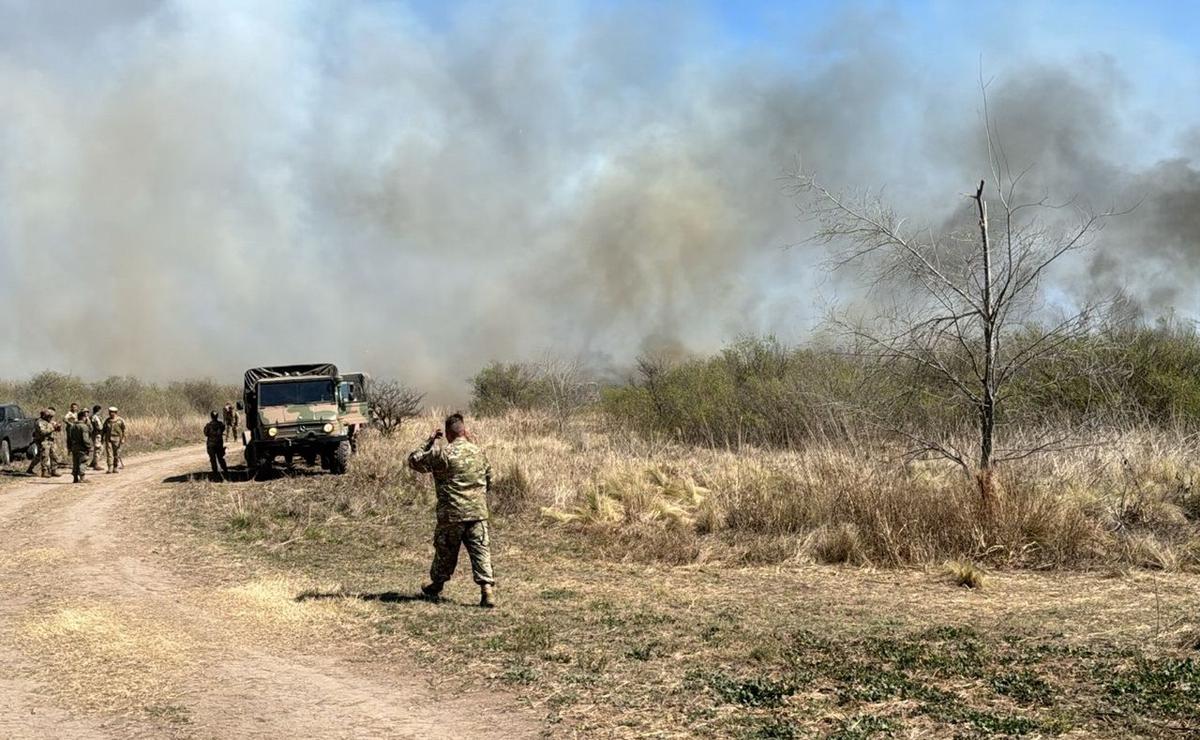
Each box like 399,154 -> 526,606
0,446 -> 541,739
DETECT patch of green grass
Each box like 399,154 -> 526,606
501,660 -> 538,685
736,715 -> 799,739
1105,656 -> 1200,721
699,671 -> 797,708
991,670 -> 1054,706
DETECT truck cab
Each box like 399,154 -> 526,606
241,364 -> 370,474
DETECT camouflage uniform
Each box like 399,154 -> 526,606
47,415 -> 63,471
204,418 -> 228,475
25,416 -> 57,477
223,405 -> 240,441
102,414 -> 126,473
408,438 -> 495,587
66,418 -> 91,482
88,412 -> 103,470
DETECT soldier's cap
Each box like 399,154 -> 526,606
46,409 -> 55,417
108,406 -> 118,412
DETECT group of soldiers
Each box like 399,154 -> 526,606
26,403 -> 127,483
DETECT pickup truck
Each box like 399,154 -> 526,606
0,403 -> 39,465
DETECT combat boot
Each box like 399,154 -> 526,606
480,584 -> 496,609
420,582 -> 443,603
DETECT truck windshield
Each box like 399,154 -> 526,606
258,380 -> 335,407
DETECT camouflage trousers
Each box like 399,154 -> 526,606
26,443 -> 52,476
430,520 -> 495,586
106,441 -> 122,472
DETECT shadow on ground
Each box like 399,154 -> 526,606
295,590 -> 431,605
162,465 -> 329,484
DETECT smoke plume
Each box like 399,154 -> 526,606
1,1 -> 1197,401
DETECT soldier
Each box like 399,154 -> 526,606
223,403 -> 240,442
102,406 -> 126,473
66,411 -> 91,483
88,405 -> 104,470
204,410 -> 229,479
24,410 -> 60,478
407,412 -> 496,608
65,402 -> 79,423
46,406 -> 63,471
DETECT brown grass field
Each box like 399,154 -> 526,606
144,412 -> 1200,738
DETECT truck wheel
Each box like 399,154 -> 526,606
244,443 -> 258,469
0,440 -> 9,465
27,441 -> 39,462
330,440 -> 351,474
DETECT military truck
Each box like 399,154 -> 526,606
241,364 -> 370,474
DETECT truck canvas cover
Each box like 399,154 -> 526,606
243,364 -> 338,396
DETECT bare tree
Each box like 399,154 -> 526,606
790,88 -> 1126,490
370,379 -> 424,437
537,354 -> 598,433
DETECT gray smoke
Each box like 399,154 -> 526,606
0,2 -> 1195,401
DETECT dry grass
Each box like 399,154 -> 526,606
155,412 -> 1200,737
20,604 -> 194,715
125,413 -> 209,454
333,414 -> 1200,571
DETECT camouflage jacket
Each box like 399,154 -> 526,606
102,416 -> 126,444
66,420 -> 90,453
408,438 -> 492,523
33,418 -> 53,443
203,420 -> 225,448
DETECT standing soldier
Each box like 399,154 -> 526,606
102,407 -> 126,473
223,403 -> 240,442
46,407 -> 63,472
88,405 -> 104,470
65,402 -> 80,422
204,411 -> 229,480
24,410 -> 60,478
407,413 -> 496,608
66,412 -> 91,483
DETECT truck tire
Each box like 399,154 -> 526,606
27,441 -> 38,462
244,443 -> 258,470
0,440 -> 9,465
330,440 -> 351,475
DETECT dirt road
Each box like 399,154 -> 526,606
0,446 -> 541,739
